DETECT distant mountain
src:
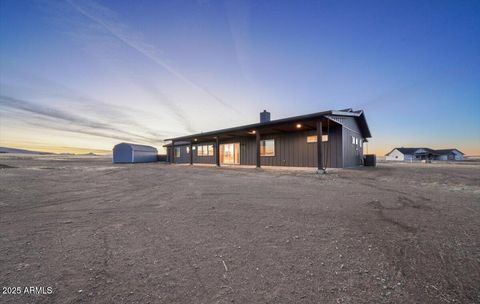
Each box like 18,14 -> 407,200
0,147 -> 53,155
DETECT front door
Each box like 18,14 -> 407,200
220,143 -> 240,165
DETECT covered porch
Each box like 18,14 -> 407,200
165,115 -> 342,170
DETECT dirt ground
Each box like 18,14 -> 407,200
0,155 -> 479,304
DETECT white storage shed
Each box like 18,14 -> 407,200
113,143 -> 158,163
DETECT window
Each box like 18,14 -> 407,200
186,146 -> 190,154
307,135 -> 328,143
175,147 -> 181,158
352,136 -> 362,146
198,145 -> 204,156
197,145 -> 214,156
260,139 -> 275,156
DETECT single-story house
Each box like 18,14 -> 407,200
385,148 -> 464,161
164,108 -> 372,169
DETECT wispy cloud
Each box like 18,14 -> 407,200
66,0 -> 238,113
0,94 -> 168,144
0,73 -> 174,138
5,78 -> 138,124
134,79 -> 196,134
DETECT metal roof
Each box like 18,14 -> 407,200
386,147 -> 464,156
165,109 -> 371,142
163,141 -> 190,147
114,142 -> 158,152
386,148 -> 437,155
434,149 -> 464,155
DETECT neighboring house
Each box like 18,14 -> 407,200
385,148 -> 464,161
164,108 -> 372,169
433,149 -> 465,161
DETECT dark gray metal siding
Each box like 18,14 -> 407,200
327,115 -> 361,133
340,117 -> 364,167
192,142 -> 216,164
172,145 -> 190,163
168,119 -> 366,168
168,143 -> 217,164
325,123 -> 343,168
232,125 -> 343,168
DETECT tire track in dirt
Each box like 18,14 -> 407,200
341,174 -> 438,232
367,197 -> 419,233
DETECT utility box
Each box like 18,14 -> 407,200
364,154 -> 376,167
157,154 -> 168,162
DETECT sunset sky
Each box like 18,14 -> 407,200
1,0 -> 479,155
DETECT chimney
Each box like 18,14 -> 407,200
260,110 -> 271,123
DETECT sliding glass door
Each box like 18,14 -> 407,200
220,143 -> 240,165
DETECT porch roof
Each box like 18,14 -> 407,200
164,109 -> 371,143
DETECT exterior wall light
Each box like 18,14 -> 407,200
296,124 -> 302,129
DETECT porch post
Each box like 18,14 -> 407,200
256,131 -> 261,168
215,137 -> 220,167
171,140 -> 175,164
317,120 -> 324,171
189,141 -> 193,165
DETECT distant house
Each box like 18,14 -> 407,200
385,148 -> 464,161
